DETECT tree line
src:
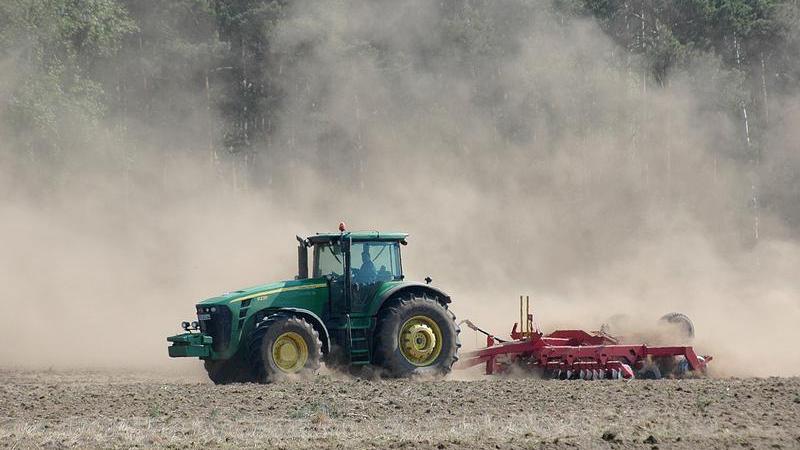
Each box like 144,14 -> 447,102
2,1 -> 799,234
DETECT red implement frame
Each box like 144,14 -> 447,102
456,297 -> 711,378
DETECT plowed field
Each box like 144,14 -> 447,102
1,369 -> 798,449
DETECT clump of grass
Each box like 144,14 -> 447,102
695,395 -> 713,413
289,401 -> 340,421
147,404 -> 162,418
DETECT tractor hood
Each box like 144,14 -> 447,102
196,278 -> 328,307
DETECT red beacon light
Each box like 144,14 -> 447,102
338,222 -> 347,232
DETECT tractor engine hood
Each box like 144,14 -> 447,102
197,278 -> 329,308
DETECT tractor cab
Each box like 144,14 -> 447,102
297,229 -> 408,318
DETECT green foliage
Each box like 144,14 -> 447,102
1,0 -> 799,207
0,0 -> 135,153
212,0 -> 286,152
147,403 -> 162,417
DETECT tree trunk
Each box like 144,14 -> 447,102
733,32 -> 752,148
733,31 -> 758,243
640,0 -> 646,95
760,52 -> 769,128
205,71 -> 217,168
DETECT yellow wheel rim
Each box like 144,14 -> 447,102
399,315 -> 443,366
271,332 -> 309,373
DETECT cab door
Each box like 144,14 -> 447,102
313,238 -> 349,319
349,241 -> 402,316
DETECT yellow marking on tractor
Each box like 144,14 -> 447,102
229,283 -> 327,303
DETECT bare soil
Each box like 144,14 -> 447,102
0,369 -> 798,449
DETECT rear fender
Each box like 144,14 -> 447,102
371,282 -> 452,317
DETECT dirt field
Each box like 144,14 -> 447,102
0,369 -> 798,449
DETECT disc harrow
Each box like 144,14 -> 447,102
456,296 -> 711,379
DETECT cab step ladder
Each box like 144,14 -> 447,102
346,314 -> 371,365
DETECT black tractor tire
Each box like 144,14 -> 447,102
247,313 -> 323,383
373,294 -> 460,378
203,357 -> 253,385
659,312 -> 695,341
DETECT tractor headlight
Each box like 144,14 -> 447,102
210,307 -> 217,313
181,321 -> 190,331
191,321 -> 199,330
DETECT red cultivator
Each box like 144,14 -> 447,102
457,297 -> 711,379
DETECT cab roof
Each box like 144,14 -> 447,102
307,231 -> 409,245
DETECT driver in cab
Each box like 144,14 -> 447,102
354,246 -> 376,284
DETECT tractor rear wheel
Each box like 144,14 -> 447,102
248,314 -> 323,383
374,294 -> 460,378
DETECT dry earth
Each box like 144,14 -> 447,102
0,369 -> 799,449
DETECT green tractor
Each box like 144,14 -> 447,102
167,227 -> 461,383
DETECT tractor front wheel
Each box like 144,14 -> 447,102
374,294 -> 460,378
203,358 -> 253,384
248,314 -> 323,383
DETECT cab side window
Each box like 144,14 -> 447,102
314,244 -> 343,277
351,242 -> 401,283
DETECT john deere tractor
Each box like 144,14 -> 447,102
167,228 -> 461,383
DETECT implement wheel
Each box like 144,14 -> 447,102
248,313 -> 323,383
374,294 -> 460,378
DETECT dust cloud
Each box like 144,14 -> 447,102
1,1 -> 798,377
